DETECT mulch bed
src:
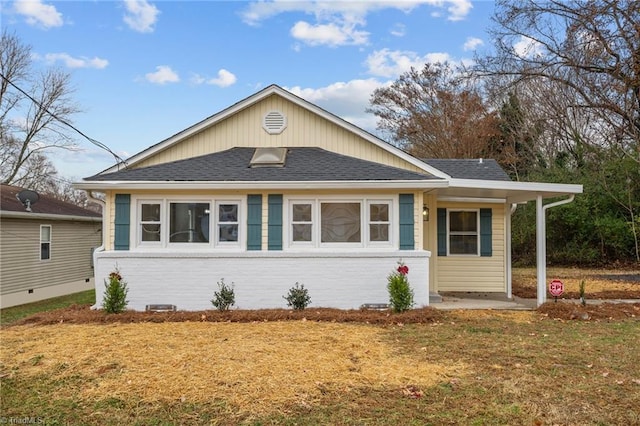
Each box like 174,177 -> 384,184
6,301 -> 639,327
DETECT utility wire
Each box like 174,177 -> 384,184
0,72 -> 128,168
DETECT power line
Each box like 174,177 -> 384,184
0,72 -> 128,168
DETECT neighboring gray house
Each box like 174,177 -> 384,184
0,184 -> 102,308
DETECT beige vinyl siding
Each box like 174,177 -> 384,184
134,94 -> 426,173
0,218 -> 101,295
435,203 -> 506,292
105,189 -> 423,251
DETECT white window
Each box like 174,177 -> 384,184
216,202 -> 240,246
40,225 -> 51,260
169,202 -> 210,244
286,198 -> 393,248
368,202 -> 391,243
134,198 -> 242,248
139,202 -> 162,244
448,210 -> 479,255
291,202 -> 313,244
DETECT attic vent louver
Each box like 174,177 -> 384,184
263,111 -> 287,134
250,147 -> 287,168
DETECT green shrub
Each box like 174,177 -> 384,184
284,282 -> 311,310
102,269 -> 128,313
387,262 -> 414,313
211,279 -> 235,311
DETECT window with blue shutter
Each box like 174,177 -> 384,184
114,194 -> 130,250
247,195 -> 262,250
398,194 -> 414,250
268,194 -> 283,250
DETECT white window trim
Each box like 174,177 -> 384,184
137,200 -> 163,247
447,209 -> 480,256
131,196 -> 245,250
289,199 -> 315,247
284,196 -> 395,249
40,224 -> 51,260
214,200 -> 242,249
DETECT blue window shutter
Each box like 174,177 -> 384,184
114,194 -> 130,250
268,194 -> 283,250
398,194 -> 414,250
480,208 -> 492,257
437,208 -> 447,256
247,195 -> 262,251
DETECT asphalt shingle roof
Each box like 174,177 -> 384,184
422,159 -> 511,181
1,184 -> 101,217
86,147 -> 440,182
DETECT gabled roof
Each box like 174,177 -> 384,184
87,147 -> 440,182
422,159 -> 511,181
1,184 -> 101,219
95,84 -> 448,179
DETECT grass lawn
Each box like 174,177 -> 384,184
2,309 -> 639,425
0,290 -> 95,326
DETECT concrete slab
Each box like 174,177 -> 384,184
432,292 -> 536,310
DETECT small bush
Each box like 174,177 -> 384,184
102,269 -> 128,313
211,279 -> 235,311
387,261 -> 414,313
579,280 -> 586,306
284,282 -> 311,310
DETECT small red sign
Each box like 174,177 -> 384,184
549,279 -> 564,297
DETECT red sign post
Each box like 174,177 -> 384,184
549,279 -> 564,302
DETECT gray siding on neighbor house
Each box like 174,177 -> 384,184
0,218 -> 102,295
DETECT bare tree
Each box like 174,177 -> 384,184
367,62 -> 500,159
0,30 -> 81,186
475,0 -> 640,164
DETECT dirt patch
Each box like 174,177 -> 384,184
5,300 -> 640,327
7,305 -> 445,328
537,301 -> 640,320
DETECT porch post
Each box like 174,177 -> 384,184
535,195 -> 546,306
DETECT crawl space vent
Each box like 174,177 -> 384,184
263,111 -> 287,134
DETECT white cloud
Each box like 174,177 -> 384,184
286,79 -> 388,131
43,53 -> 109,69
240,1 -> 472,47
463,36 -> 483,51
14,0 -> 63,29
390,23 -> 406,37
513,35 -> 545,58
290,21 -> 368,47
145,65 -> 179,84
191,69 -> 237,87
123,0 -> 160,33
365,48 -> 453,78
207,69 -> 237,87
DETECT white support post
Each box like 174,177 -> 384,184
536,195 -> 576,307
536,195 -> 546,307
506,204 -> 516,299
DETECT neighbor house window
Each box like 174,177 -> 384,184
287,198 -> 393,248
40,225 -> 51,260
217,202 -> 239,244
140,202 -> 161,243
448,210 -> 478,255
169,202 -> 210,243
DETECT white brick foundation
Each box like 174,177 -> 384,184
94,250 -> 430,311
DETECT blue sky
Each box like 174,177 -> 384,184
1,0 -> 498,181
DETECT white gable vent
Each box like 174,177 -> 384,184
263,111 -> 287,134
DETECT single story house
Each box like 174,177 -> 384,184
0,184 -> 102,308
75,85 -> 582,311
